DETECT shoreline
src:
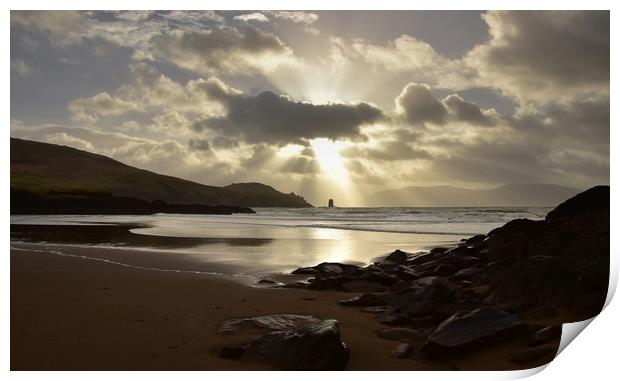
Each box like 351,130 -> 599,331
11,243 -> 558,371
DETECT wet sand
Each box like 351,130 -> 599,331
10,244 -> 558,371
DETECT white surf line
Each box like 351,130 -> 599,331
10,245 -> 252,281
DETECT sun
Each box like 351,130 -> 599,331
310,138 -> 350,188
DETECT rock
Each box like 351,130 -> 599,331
219,314 -> 319,335
453,267 -> 481,280
527,325 -> 562,346
377,328 -> 425,341
291,262 -> 359,276
430,247 -> 449,254
466,234 -> 486,244
384,277 -> 458,322
306,277 -> 348,290
219,346 -> 246,359
422,307 -> 527,357
339,293 -> 387,307
341,280 -> 386,293
281,281 -> 308,289
509,346 -> 556,364
391,343 -> 413,359
258,279 -> 276,284
483,256 -> 585,312
244,319 -> 349,370
384,249 -> 408,264
433,263 -> 458,276
545,186 -> 609,227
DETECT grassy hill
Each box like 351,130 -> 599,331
363,183 -> 582,207
10,138 -> 312,208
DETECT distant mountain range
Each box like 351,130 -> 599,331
363,183 -> 583,207
10,138 -> 312,212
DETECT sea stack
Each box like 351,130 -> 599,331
328,199 -> 334,208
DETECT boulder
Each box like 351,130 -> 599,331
545,185 -> 609,227
384,249 -> 408,264
291,262 -> 359,276
339,293 -> 387,307
219,314 -> 319,335
243,319 -> 349,370
385,277 -> 457,322
422,307 -> 527,357
453,267 -> 481,281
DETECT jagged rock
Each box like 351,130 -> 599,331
384,249 -> 408,264
430,247 -> 449,254
453,267 -> 481,280
526,325 -> 562,346
383,277 -> 458,322
306,277 -> 348,290
243,319 -> 349,370
377,327 -> 426,341
483,256 -> 585,312
545,185 -> 609,227
219,314 -> 319,335
422,307 -> 527,357
466,234 -> 486,244
433,263 -> 458,276
509,346 -> 556,364
339,293 -> 387,307
391,343 -> 413,359
291,262 -> 359,276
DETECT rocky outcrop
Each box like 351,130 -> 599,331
282,186 -> 608,360
287,186 -> 609,320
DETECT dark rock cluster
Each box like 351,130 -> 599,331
219,186 -> 608,369
285,186 -> 609,364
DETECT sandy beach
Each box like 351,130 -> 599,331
11,244 -> 559,371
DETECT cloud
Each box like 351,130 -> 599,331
193,87 -> 384,144
45,132 -> 96,151
146,27 -> 301,75
443,94 -> 498,127
270,11 -> 318,25
342,141 -> 430,162
11,10 -> 84,46
395,83 -> 501,127
234,13 -> 269,23
466,11 -> 610,104
396,84 -> 448,125
188,138 -> 212,152
68,92 -> 140,122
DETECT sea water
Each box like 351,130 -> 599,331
10,207 -> 550,277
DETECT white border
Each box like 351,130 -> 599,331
4,1 -> 618,380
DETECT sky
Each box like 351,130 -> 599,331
10,10 -> 610,206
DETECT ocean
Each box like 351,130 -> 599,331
10,207 -> 551,279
